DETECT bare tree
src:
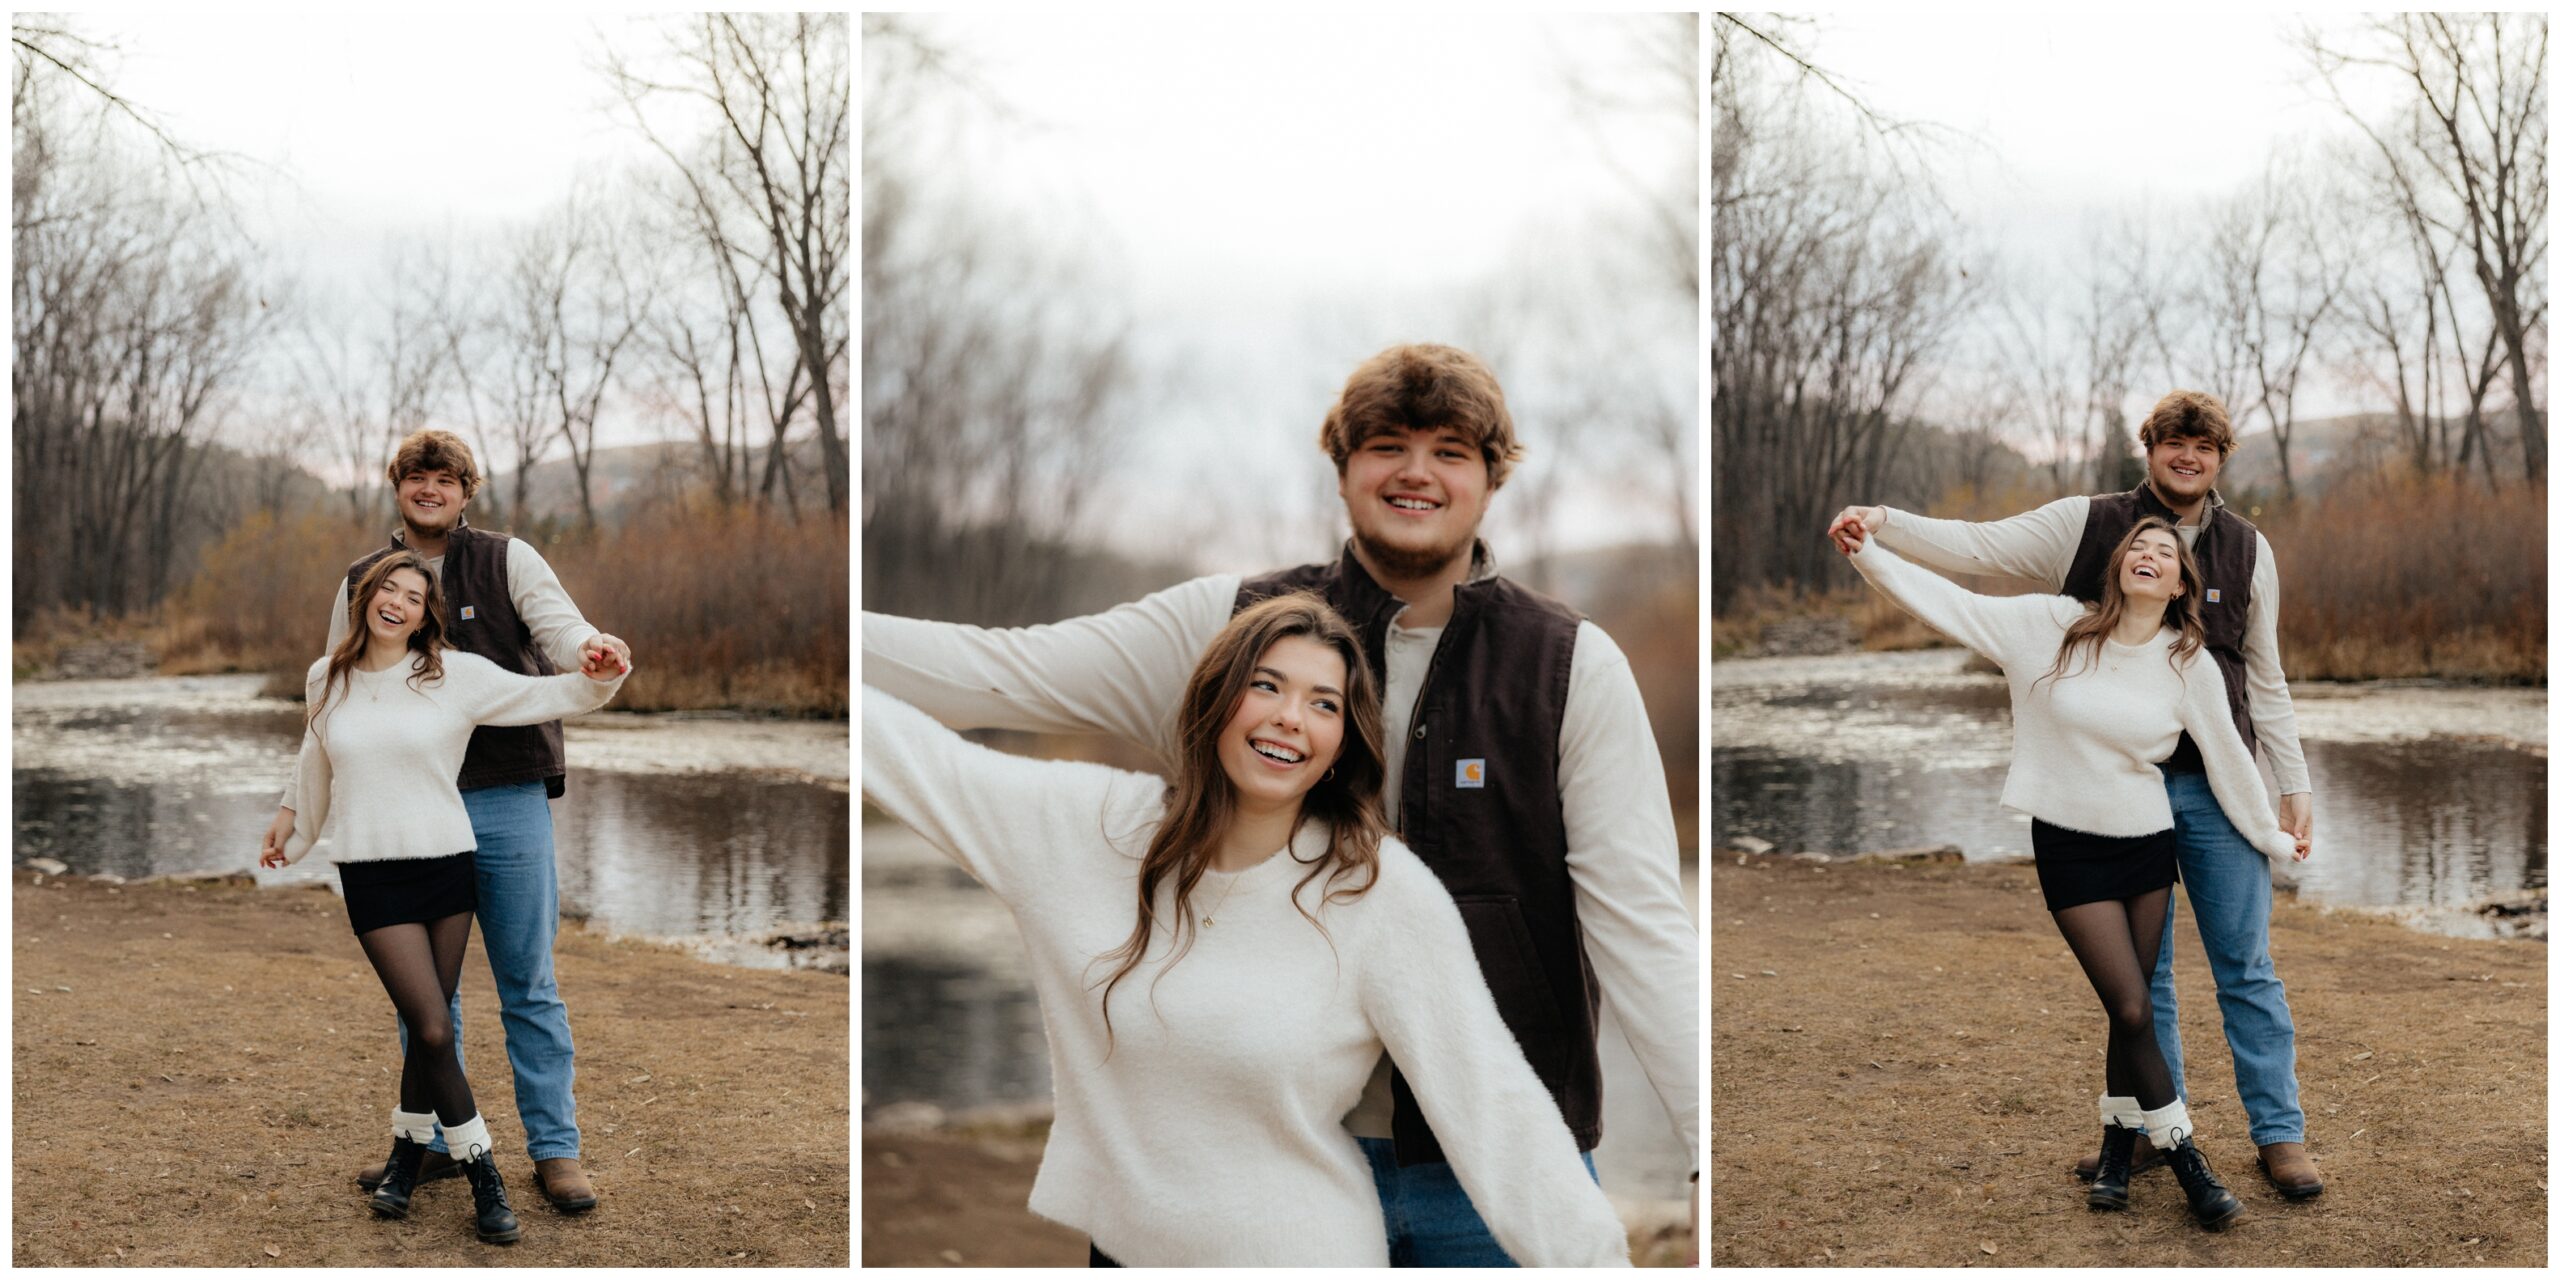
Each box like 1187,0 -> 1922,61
2308,13 -> 2547,481
605,14 -> 849,513
13,53 -> 270,624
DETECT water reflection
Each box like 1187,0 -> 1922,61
12,676 -> 850,966
1712,652 -> 2547,930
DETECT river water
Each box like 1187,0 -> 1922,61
12,675 -> 851,970
860,818 -> 1702,1211
1712,650 -> 2546,938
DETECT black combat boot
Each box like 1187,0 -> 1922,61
2086,1123 -> 2139,1211
2162,1139 -> 2243,1231
461,1155 -> 522,1244
368,1135 -> 429,1219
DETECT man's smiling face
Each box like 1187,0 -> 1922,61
1336,425 -> 1491,581
397,468 -> 467,535
2146,432 -> 2223,506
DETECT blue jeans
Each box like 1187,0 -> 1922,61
405,781 -> 580,1161
1358,1137 -> 1600,1267
2151,770 -> 2304,1146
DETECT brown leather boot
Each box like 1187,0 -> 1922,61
2072,1131 -> 2163,1181
2257,1141 -> 2324,1199
534,1156 -> 599,1213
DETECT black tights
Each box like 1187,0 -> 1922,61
356,912 -> 479,1128
2051,888 -> 2176,1110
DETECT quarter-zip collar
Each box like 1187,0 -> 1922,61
2135,479 -> 2222,532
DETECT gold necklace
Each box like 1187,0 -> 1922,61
1201,864 -> 1245,928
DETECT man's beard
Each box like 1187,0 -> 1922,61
1351,525 -> 1473,582
400,508 -> 460,543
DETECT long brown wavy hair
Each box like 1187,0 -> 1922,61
2035,516 -> 2205,691
307,551 -> 450,734
1091,592 -> 1389,1044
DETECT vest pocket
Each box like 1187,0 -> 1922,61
1450,894 -> 1572,1085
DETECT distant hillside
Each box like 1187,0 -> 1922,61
2219,410 -> 2537,498
478,437 -> 835,528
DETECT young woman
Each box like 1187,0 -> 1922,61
259,551 -> 626,1245
862,593 -> 1628,1267
1837,516 -> 2305,1231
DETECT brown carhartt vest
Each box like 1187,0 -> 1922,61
1237,543 -> 1597,1166
348,519 -> 568,797
2062,485 -> 2259,771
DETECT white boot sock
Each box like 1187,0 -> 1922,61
443,1114 -> 495,1163
390,1107 -> 438,1145
2100,1094 -> 2144,1131
2141,1099 -> 2194,1150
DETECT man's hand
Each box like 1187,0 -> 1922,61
260,806 -> 296,864
580,633 -> 631,679
1827,505 -> 1886,554
2279,792 -> 2313,861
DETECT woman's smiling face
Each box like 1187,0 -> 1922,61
366,566 -> 432,651
1214,634 -> 1349,813
2117,527 -> 2185,604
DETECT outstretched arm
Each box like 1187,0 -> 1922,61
456,655 -> 626,728
860,575 -> 1238,769
1357,861 -> 1631,1268
1845,537 -> 2062,669
859,684 -> 1136,903
1856,496 -> 2090,589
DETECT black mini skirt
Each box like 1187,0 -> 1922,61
2029,820 -> 2178,912
336,851 -> 477,935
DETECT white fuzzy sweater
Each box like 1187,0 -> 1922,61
1850,540 -> 2291,860
282,650 -> 623,866
861,686 -> 1630,1267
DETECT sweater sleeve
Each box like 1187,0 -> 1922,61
859,575 -> 1238,771
507,538 -> 603,674
2178,654 -> 2293,861
860,684 -> 1139,904
1848,538 -> 2064,669
2244,532 -> 2311,794
1355,854 -> 1632,1268
280,660 -> 333,866
278,579 -> 354,814
1873,496 -> 2087,588
1557,623 -> 1698,1175
450,652 -> 624,727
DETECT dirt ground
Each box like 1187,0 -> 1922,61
1711,852 -> 2546,1267
13,871 -> 850,1267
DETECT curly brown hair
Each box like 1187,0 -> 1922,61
386,429 -> 483,500
1317,344 -> 1528,489
2136,389 -> 2238,459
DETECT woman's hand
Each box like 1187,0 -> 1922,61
1827,505 -> 1886,554
579,645 -> 630,681
2290,832 -> 2311,862
259,847 -> 289,870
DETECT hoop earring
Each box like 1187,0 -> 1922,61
1324,767 -> 1336,782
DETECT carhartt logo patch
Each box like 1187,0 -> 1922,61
459,605 -> 477,620
1456,759 -> 1486,789
2204,589 -> 2221,604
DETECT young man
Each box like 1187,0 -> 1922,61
260,429 -> 632,1213
1826,388 -> 2324,1200
864,344 -> 1700,1265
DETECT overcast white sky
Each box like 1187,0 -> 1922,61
1782,11 -> 2401,427
882,13 -> 1699,570
56,12 -> 703,464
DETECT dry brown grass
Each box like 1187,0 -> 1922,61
2252,474 -> 2544,682
1715,475 -> 2546,682
71,503 -> 851,716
